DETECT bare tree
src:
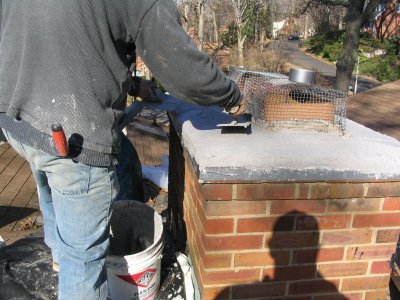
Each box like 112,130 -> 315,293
227,0 -> 249,66
209,0 -> 220,43
251,0 -> 272,50
301,0 -> 379,92
196,0 -> 209,50
270,0 -> 295,20
178,0 -> 208,50
308,3 -> 346,34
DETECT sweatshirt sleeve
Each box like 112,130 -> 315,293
0,0 -> 2,41
132,0 -> 241,107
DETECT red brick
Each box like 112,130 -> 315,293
186,189 -> 195,209
203,218 -> 234,235
264,183 -> 298,200
190,188 -> 202,211
300,183 -> 365,200
270,200 -> 326,215
196,201 -> 234,234
235,184 -> 263,200
187,220 -> 202,260
346,245 -> 396,260
341,275 -> 390,291
232,282 -> 286,298
202,184 -> 232,200
300,183 -> 330,199
267,232 -> 319,249
364,290 -> 389,300
190,203 -> 204,233
318,262 -> 368,277
185,209 -> 197,240
367,182 -> 400,198
321,229 -> 372,245
203,234 -> 264,251
370,261 -> 391,274
234,251 -> 290,267
203,269 -> 260,285
189,183 -> 203,208
289,279 -> 340,295
298,183 -> 311,199
186,169 -> 200,191
193,233 -> 232,269
315,294 -> 362,300
236,183 -> 296,200
353,212 -> 400,228
383,197 -> 400,210
203,253 -> 232,269
293,248 -> 344,264
328,184 -> 365,199
192,185 -> 206,206
185,201 -> 195,225
184,169 -> 191,189
263,265 -> 316,281
376,229 -> 400,243
328,198 -> 380,212
238,216 -> 294,233
205,200 -> 267,217
297,215 -> 351,230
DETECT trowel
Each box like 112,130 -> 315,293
217,113 -> 252,133
217,113 -> 251,128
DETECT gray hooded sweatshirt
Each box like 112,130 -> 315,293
0,0 -> 241,165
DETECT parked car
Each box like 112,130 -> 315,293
288,35 -> 299,40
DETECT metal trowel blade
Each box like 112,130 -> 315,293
217,114 -> 251,128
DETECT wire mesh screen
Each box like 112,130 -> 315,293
228,68 -> 347,134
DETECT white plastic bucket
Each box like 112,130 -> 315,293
107,201 -> 164,300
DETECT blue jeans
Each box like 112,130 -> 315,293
3,130 -> 119,300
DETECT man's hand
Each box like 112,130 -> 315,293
225,95 -> 249,117
137,79 -> 165,103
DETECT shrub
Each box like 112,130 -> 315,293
301,31 -> 345,61
221,23 -> 238,48
226,43 -> 289,73
359,55 -> 400,83
322,43 -> 342,62
385,36 -> 400,56
303,31 -> 400,82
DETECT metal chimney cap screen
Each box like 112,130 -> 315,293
228,67 -> 347,134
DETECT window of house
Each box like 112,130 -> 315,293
380,4 -> 386,11
376,3 -> 387,12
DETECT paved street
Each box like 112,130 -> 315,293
281,40 -> 382,93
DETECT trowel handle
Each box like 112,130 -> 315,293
51,123 -> 69,157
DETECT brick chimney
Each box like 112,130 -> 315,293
166,99 -> 400,300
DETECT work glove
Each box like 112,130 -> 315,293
224,95 -> 249,117
136,79 -> 165,103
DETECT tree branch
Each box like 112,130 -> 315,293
361,0 -> 380,24
298,0 -> 314,15
313,0 -> 351,7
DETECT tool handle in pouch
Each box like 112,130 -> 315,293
51,124 -> 69,157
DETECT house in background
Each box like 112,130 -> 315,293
366,0 -> 400,38
272,20 -> 286,39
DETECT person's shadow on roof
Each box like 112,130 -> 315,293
216,210 -> 348,299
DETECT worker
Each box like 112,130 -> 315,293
0,0 -> 247,299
